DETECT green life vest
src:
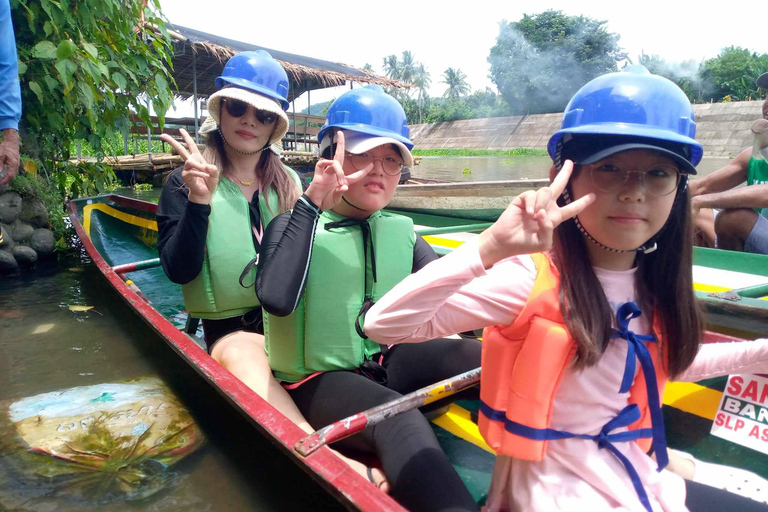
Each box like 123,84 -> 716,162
747,156 -> 768,218
264,210 -> 415,382
181,167 -> 302,319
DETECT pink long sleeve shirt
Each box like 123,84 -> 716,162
364,241 -> 768,512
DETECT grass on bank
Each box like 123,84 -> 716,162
412,148 -> 549,157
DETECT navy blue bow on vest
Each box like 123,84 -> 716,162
611,301 -> 669,472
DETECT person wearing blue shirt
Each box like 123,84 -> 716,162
0,0 -> 21,187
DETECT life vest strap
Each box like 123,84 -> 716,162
611,302 -> 668,471
482,403 -> 655,512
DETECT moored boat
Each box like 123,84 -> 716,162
389,179 -> 550,222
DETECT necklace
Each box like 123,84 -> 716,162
233,175 -> 256,186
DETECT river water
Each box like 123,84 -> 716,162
0,252 -> 343,511
0,155 -> 733,511
412,155 -> 728,182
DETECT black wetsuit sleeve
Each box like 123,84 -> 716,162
256,195 -> 321,317
412,235 -> 438,272
156,169 -> 211,284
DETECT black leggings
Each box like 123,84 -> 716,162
287,338 -> 482,512
685,479 -> 768,511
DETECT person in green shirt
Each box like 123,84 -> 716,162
690,94 -> 768,254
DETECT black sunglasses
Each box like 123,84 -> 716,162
222,99 -> 277,126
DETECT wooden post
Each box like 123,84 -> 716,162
193,50 -> 199,144
291,87 -> 297,152
304,89 -> 312,151
146,97 -> 153,164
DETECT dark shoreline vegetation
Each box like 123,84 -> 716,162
412,148 -> 549,157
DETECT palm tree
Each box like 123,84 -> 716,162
400,51 -> 417,87
441,68 -> 470,99
413,64 -> 431,124
362,63 -> 373,73
382,55 -> 401,80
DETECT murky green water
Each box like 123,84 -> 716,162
0,256 -> 343,512
412,155 -> 729,182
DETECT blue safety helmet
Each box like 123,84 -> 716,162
548,65 -> 703,168
215,50 -> 290,111
317,85 -> 413,149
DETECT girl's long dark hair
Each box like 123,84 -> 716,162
551,170 -> 704,378
202,130 -> 299,213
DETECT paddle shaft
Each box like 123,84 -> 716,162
294,367 -> 481,457
112,258 -> 161,274
117,272 -> 151,303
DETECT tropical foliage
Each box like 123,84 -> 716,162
11,0 -> 176,199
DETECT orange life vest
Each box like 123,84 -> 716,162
478,252 -> 669,461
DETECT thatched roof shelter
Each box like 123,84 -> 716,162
166,24 -> 409,101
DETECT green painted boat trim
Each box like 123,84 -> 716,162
693,247 -> 768,278
414,223 -> 493,236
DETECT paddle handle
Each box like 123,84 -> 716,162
294,367 -> 481,457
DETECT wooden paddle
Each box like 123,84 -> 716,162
294,367 -> 481,457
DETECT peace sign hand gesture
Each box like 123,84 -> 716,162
305,131 -> 373,211
160,129 -> 219,205
477,160 -> 596,268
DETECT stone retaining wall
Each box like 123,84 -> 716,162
0,189 -> 56,272
410,100 -> 765,158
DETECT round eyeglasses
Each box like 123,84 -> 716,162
347,152 -> 404,176
587,163 -> 681,196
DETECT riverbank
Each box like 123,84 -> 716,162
409,100 -> 764,158
412,148 -> 548,157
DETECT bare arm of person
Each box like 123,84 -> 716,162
692,183 -> 768,211
688,148 -> 750,197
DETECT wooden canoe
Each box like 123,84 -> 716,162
67,195 -> 409,511
68,194 -> 502,508
389,179 -> 550,222
69,194 -> 768,508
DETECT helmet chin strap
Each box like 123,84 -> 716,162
342,196 -> 369,212
219,128 -> 268,156
562,188 -> 658,255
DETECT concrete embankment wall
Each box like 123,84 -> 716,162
409,100 -> 764,158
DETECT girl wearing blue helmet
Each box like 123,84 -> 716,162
364,66 -> 768,511
256,85 -> 481,511
156,52 -> 389,483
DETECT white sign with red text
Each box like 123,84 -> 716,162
711,374 -> 768,455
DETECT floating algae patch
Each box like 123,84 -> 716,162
0,377 -> 205,506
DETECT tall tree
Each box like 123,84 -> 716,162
382,54 -> 401,80
698,47 -> 768,102
413,63 -> 431,124
489,10 -> 626,114
441,68 -> 470,99
400,51 -> 417,87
